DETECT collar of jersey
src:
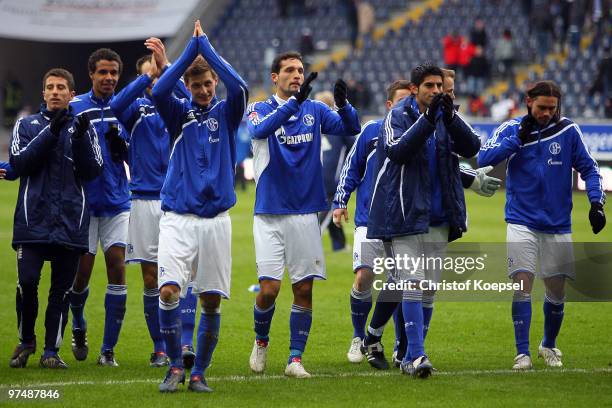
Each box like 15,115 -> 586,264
273,94 -> 293,106
88,89 -> 113,106
192,96 -> 219,113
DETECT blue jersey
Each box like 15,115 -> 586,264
478,116 -> 605,233
247,95 -> 360,215
71,90 -> 131,217
152,36 -> 248,218
110,73 -> 189,200
332,120 -> 381,227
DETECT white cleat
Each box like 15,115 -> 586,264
249,339 -> 268,374
347,337 -> 364,363
285,359 -> 311,378
538,343 -> 563,367
512,353 -> 533,370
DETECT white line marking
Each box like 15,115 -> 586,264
2,367 -> 611,388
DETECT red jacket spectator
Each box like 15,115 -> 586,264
443,33 -> 463,68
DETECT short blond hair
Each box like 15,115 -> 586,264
441,68 -> 455,79
314,90 -> 334,108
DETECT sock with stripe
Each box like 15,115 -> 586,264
512,291 -> 532,356
254,303 -> 275,343
180,286 -> 197,348
101,284 -> 126,353
192,309 -> 220,378
402,292 -> 425,363
350,287 -> 372,339
143,288 -> 164,353
159,298 -> 182,368
288,304 -> 312,363
69,287 -> 89,331
542,294 -> 564,348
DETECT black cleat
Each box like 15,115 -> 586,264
9,343 -> 36,368
360,340 -> 389,370
39,353 -> 68,369
71,328 -> 89,361
182,345 -> 195,369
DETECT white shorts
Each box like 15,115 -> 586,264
353,226 -> 385,272
507,223 -> 575,280
126,199 -> 162,264
158,211 -> 232,298
88,211 -> 130,255
254,213 -> 326,284
390,226 -> 449,282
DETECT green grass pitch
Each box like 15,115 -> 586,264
0,180 -> 610,407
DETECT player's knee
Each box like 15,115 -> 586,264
141,264 -> 158,289
159,284 -> 180,303
200,293 -> 221,313
292,282 -> 313,303
354,268 -> 374,291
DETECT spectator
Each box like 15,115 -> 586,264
466,46 -> 490,96
531,0 -> 554,63
588,46 -> 612,118
346,78 -> 371,111
495,28 -> 515,79
458,37 -> 476,79
443,32 -> 463,72
469,18 -> 488,49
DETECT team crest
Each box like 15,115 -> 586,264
549,142 -> 561,155
207,118 -> 219,131
248,111 -> 259,122
303,114 -> 315,127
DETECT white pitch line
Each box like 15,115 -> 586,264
2,367 -> 612,389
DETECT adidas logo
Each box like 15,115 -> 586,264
31,119 -> 40,125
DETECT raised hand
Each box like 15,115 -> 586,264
334,79 -> 348,108
144,37 -> 169,70
296,72 -> 318,104
193,19 -> 204,37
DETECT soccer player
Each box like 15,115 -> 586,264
110,38 -> 193,367
9,68 -> 103,369
332,80 -> 413,365
478,80 -> 606,370
152,20 -> 248,392
69,48 -> 131,366
338,77 -> 500,369
247,52 -> 360,378
367,63 -> 481,378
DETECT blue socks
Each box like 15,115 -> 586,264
542,295 -> 564,348
512,292 -> 532,356
288,304 -> 312,363
159,298 -> 182,368
192,311 -> 220,378
350,287 -> 372,339
180,286 -> 197,348
70,287 -> 89,331
101,284 -> 127,353
254,303 -> 275,342
143,288 -> 164,353
402,299 -> 425,362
